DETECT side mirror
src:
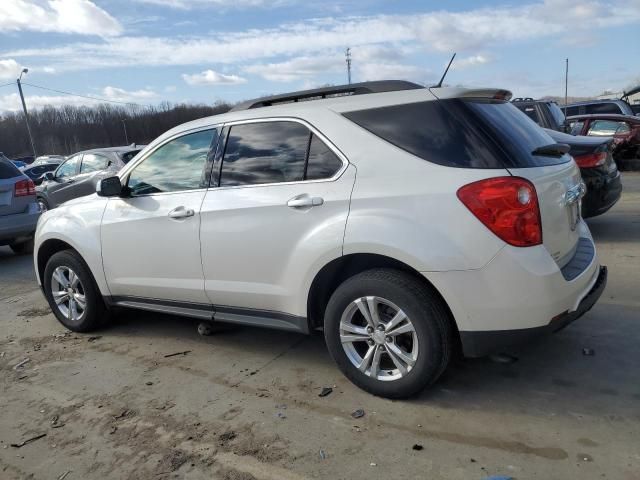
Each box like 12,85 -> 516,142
97,176 -> 123,197
43,171 -> 54,181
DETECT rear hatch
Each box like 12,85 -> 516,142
0,160 -> 29,217
467,100 -> 583,267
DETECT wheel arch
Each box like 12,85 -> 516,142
306,253 -> 460,345
36,238 -> 79,286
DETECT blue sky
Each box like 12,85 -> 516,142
0,0 -> 639,111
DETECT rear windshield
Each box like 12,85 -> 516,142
548,102 -> 566,127
343,99 -> 569,169
0,159 -> 21,179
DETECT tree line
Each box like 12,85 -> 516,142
0,101 -> 232,159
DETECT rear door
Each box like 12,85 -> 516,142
468,100 -> 583,267
200,120 -> 354,316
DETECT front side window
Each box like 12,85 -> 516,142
587,120 -> 630,136
128,129 -> 215,196
220,122 -> 310,187
56,155 -> 81,178
80,153 -> 109,173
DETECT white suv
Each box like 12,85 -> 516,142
34,81 -> 607,398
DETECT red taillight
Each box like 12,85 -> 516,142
14,179 -> 36,197
573,152 -> 606,168
457,177 -> 542,247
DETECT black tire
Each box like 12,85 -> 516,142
37,197 -> 49,212
43,249 -> 109,332
9,238 -> 34,255
324,268 -> 453,399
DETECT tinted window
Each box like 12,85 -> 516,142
56,155 -> 80,178
569,121 -> 585,135
467,100 -> 569,167
587,103 -> 622,115
517,105 -> 540,124
220,122 -> 309,186
565,106 -> 580,117
121,150 -> 141,164
548,103 -> 566,127
344,100 -> 505,168
0,159 -> 20,179
306,134 -> 343,180
587,120 -> 630,136
80,153 -> 109,173
128,129 -> 215,195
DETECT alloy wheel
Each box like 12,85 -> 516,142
50,266 -> 86,322
339,296 -> 419,381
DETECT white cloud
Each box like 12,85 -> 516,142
0,92 -> 98,111
136,0 -> 289,9
356,63 -> 428,83
0,0 -> 122,37
245,55 -> 343,82
182,70 -> 247,86
0,59 -> 23,81
452,55 -> 491,70
101,86 -> 157,101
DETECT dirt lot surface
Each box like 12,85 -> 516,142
1,174 -> 639,480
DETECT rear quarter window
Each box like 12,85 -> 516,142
0,159 -> 21,179
344,99 -> 569,169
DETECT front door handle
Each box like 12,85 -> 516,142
287,195 -> 324,208
168,206 -> 195,219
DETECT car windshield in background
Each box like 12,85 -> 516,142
466,99 -> 570,167
0,159 -> 21,179
548,102 -> 566,127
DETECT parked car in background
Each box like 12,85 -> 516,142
545,128 -> 621,218
0,158 -> 40,254
23,162 -> 62,185
564,99 -> 636,117
35,81 -> 606,398
36,145 -> 144,211
567,114 -> 640,169
512,98 -> 568,132
33,155 -> 66,166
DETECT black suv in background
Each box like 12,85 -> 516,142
565,99 -> 637,117
512,98 -> 569,131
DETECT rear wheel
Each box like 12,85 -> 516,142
9,238 -> 34,255
43,250 -> 108,332
324,269 -> 452,398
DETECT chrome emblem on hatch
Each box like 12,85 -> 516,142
564,182 -> 586,231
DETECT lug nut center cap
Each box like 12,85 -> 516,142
372,331 -> 386,344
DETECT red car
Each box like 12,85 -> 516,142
567,114 -> 640,168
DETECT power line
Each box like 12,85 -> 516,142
0,82 -> 15,88
20,82 -> 149,107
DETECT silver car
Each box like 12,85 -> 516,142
0,158 -> 40,254
36,145 -> 143,211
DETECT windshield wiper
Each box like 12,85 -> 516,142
532,143 -> 570,157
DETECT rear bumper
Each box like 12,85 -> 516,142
581,169 -> 622,218
0,204 -> 40,244
458,266 -> 607,357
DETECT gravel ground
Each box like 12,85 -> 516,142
1,173 -> 639,480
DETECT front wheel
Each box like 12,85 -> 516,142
324,269 -> 452,398
43,250 -> 109,332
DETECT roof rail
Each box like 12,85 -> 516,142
511,97 -> 535,102
230,80 -> 423,112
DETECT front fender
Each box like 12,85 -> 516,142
34,199 -> 109,295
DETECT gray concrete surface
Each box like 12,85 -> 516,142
1,174 -> 639,480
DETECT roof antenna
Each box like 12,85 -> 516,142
434,53 -> 456,88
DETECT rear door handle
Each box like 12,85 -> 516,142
287,195 -> 324,208
168,206 -> 195,219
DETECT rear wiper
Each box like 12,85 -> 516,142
532,143 -> 570,157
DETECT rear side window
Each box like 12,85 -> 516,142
220,122 -> 309,187
0,159 -> 21,179
548,103 -> 566,127
343,100 -> 505,168
306,134 -> 343,180
565,106 -> 580,117
345,99 -> 567,168
121,150 -> 141,164
586,103 -> 622,115
517,105 -> 540,124
80,153 -> 109,173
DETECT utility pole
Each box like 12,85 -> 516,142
16,68 -> 37,159
345,48 -> 352,85
121,119 -> 129,145
564,58 -> 569,117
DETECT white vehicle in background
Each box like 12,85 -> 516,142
34,81 -> 607,398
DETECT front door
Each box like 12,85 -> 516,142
200,120 -> 355,320
101,128 -> 218,306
